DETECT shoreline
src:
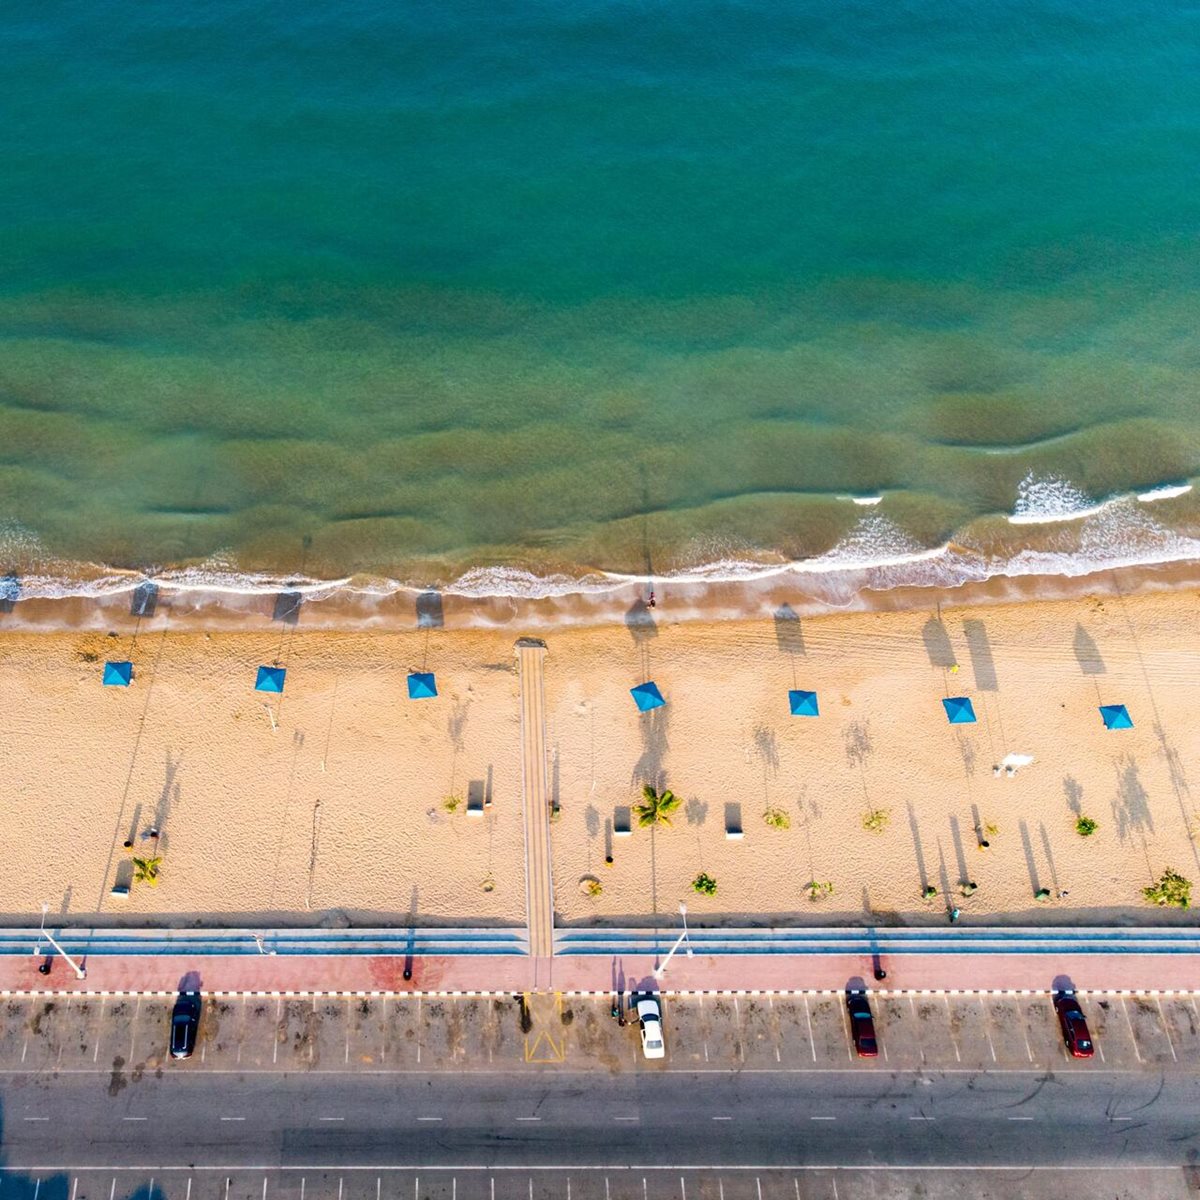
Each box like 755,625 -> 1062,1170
1,555 -> 1200,636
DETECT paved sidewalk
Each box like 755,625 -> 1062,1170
2,950 -> 1198,996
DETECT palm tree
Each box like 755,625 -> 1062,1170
634,785 -> 682,829
132,856 -> 162,887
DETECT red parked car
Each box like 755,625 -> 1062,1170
1053,991 -> 1095,1058
846,989 -> 878,1058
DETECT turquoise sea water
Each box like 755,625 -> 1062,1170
2,1 -> 1199,597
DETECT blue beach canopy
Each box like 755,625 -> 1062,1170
788,689 -> 819,717
1099,703 -> 1133,730
942,696 -> 977,724
102,661 -> 133,687
407,671 -> 438,700
630,681 -> 665,712
255,665 -> 286,693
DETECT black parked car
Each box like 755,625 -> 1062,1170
170,991 -> 202,1059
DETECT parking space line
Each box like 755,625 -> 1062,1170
1008,1116 -> 1033,1121
1018,1006 -> 1033,1062
1155,999 -> 1179,1062
381,997 -> 388,1065
220,1116 -> 246,1122
732,997 -> 745,1063
320,1117 -> 345,1123
71,1179 -> 78,1200
236,997 -> 244,1066
712,1116 -> 732,1121
768,996 -> 781,1063
109,1178 -> 116,1200
810,1116 -> 835,1121
129,995 -> 142,1064
186,1179 -> 192,1200
699,995 -> 709,1063
274,998 -> 281,1065
122,1117 -> 147,1122
345,997 -> 351,1065
980,999 -> 996,1063
417,996 -> 422,1065
94,997 -> 106,1063
516,1117 -> 541,1122
1120,998 -> 1144,1063
417,1116 -> 443,1122
941,995 -> 961,1063
802,996 -> 816,1062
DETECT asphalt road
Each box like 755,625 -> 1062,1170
1,1068 -> 1198,1170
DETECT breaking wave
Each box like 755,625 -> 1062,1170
1,476 -> 1199,623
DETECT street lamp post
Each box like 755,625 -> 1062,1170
34,903 -> 86,979
653,902 -> 693,982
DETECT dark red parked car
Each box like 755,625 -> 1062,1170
1053,991 -> 1094,1058
846,989 -> 878,1058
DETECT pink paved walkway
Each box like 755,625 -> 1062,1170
3,952 -> 1199,995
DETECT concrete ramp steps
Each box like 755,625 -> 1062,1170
554,926 -> 1200,956
0,927 -> 528,957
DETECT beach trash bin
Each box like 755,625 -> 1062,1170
942,696 -> 977,724
255,665 -> 286,693
102,661 -> 133,687
788,689 -> 819,717
630,681 -> 665,712
1099,703 -> 1133,730
407,671 -> 438,699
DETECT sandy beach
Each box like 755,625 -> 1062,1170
1,582 -> 1197,930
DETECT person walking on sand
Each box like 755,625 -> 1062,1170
648,590 -> 656,608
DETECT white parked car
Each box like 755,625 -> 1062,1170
636,995 -> 665,1059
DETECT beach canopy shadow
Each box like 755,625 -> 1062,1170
272,590 -> 303,624
131,581 -> 159,618
625,597 -> 657,641
774,604 -> 805,654
962,619 -> 998,692
416,589 -> 445,629
1073,624 -> 1106,675
921,617 -> 956,669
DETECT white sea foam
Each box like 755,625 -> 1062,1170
3,488 -> 1200,619
1009,474 -> 1112,525
1137,483 -> 1193,503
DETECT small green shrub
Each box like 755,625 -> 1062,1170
804,880 -> 834,901
922,884 -> 938,900
763,807 -> 791,831
692,872 -> 718,897
1143,868 -> 1191,909
1075,815 -> 1098,837
443,794 -> 462,814
585,879 -> 603,897
863,807 -> 891,834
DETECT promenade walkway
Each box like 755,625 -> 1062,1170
516,639 -> 554,987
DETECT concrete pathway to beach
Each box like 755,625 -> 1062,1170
516,639 -> 554,987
